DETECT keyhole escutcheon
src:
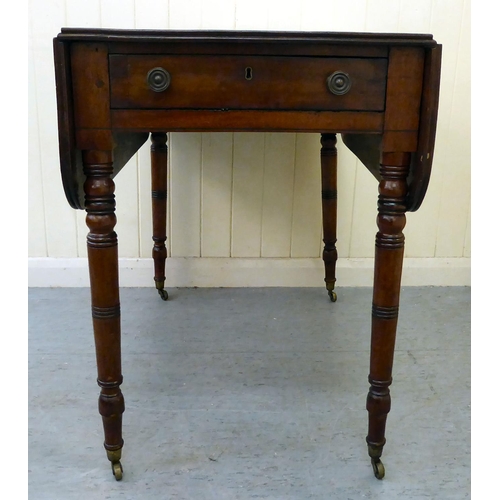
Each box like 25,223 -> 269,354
245,67 -> 253,80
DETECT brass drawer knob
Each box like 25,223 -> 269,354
147,67 -> 171,92
327,71 -> 351,95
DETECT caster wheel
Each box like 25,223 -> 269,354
158,288 -> 169,301
328,290 -> 337,302
112,461 -> 123,481
371,458 -> 385,480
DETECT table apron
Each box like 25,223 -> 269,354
109,109 -> 385,133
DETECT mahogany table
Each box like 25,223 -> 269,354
53,28 -> 441,481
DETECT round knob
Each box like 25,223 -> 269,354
147,67 -> 171,92
327,71 -> 351,95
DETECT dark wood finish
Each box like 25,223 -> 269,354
109,54 -> 387,111
366,151 -> 411,479
150,133 -> 169,300
381,47 -> 424,156
53,39 -> 82,209
105,41 -> 389,57
382,47 -> 425,149
53,40 -> 149,208
110,109 -> 384,133
341,133 -> 382,181
57,27 -> 437,47
341,44 -> 442,211
83,150 -> 125,479
70,43 -> 111,131
320,134 -> 338,302
52,28 -> 441,482
406,44 -> 443,212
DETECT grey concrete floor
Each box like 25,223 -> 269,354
29,287 -> 470,499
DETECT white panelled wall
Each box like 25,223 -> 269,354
28,0 -> 471,287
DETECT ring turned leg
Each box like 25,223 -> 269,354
83,150 -> 125,480
151,132 -> 169,300
366,152 -> 410,479
320,133 -> 338,302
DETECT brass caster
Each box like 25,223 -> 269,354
371,458 -> 385,480
325,281 -> 337,303
112,461 -> 123,481
158,288 -> 169,301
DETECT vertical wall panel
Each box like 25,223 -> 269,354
75,209 -> 88,258
348,164 -> 378,258
261,134 -> 296,257
65,0 -> 101,27
201,133 -> 234,257
114,162 -> 141,258
169,0 -> 202,29
397,0 -> 434,33
335,141 -> 359,258
435,0 -> 470,257
396,0 -> 435,259
169,133 -> 203,257
28,38 -> 47,257
231,133 -> 265,257
30,0 -> 78,258
135,0 -> 169,29
100,0 -> 135,28
464,205 -> 471,258
268,0 -> 301,30
405,0 -> 465,258
138,140 -> 154,259
365,0 -> 400,32
201,0 -> 235,29
290,134 -> 322,258
325,0 -> 367,31
235,0 -> 269,29
299,0 -> 336,31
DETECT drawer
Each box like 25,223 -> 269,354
109,55 -> 387,111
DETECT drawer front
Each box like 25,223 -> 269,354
109,55 -> 387,111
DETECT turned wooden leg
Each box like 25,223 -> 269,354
320,133 -> 338,302
151,132 -> 169,300
83,150 -> 125,480
366,152 -> 410,479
